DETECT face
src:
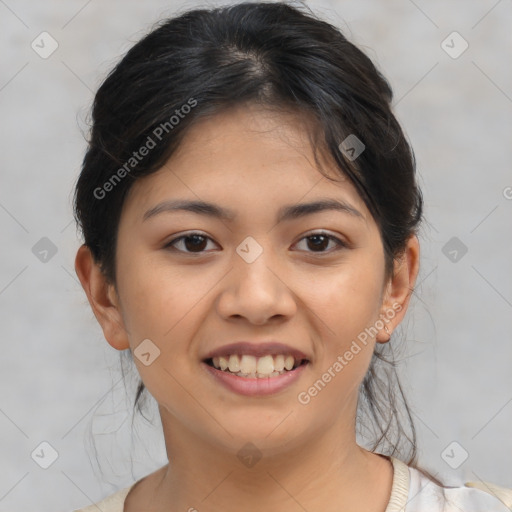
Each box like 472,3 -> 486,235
81,103 -> 414,458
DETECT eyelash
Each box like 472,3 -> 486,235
163,231 -> 348,255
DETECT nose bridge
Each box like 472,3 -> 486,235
216,234 -> 295,323
235,235 -> 267,266
234,234 -> 279,291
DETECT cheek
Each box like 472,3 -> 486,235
308,257 -> 384,335
115,250 -> 219,390
116,253 -> 209,420
299,278 -> 379,416
116,248 -> 202,342
299,253 -> 384,401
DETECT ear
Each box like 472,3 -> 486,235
376,234 -> 420,343
74,244 -> 130,350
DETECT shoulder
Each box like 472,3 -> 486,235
461,480 -> 512,508
72,465 -> 166,511
72,484 -> 134,512
406,462 -> 512,511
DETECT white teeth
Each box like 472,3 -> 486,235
257,355 -> 274,374
284,355 -> 294,371
273,354 -> 285,372
239,355 -> 257,374
210,353 -> 305,377
228,354 -> 240,373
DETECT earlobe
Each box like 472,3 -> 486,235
376,235 -> 420,343
74,244 -> 130,351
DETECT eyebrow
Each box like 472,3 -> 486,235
142,198 -> 364,223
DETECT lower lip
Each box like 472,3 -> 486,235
202,362 -> 308,396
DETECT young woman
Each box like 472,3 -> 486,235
72,2 -> 512,511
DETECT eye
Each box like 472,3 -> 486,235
294,231 -> 347,254
163,230 -> 347,255
163,232 -> 218,253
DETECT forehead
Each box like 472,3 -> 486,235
121,103 -> 371,225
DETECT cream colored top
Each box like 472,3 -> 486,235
73,456 -> 512,512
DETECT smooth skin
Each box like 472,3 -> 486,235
75,102 -> 420,512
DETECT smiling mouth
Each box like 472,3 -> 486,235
204,354 -> 309,379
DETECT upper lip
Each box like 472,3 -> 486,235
202,342 -> 310,361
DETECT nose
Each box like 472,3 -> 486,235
215,241 -> 297,325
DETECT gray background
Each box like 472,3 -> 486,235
1,0 -> 511,510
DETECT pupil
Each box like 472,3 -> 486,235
185,235 -> 207,252
309,235 -> 328,251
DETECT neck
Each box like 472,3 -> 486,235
144,408 -> 393,512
